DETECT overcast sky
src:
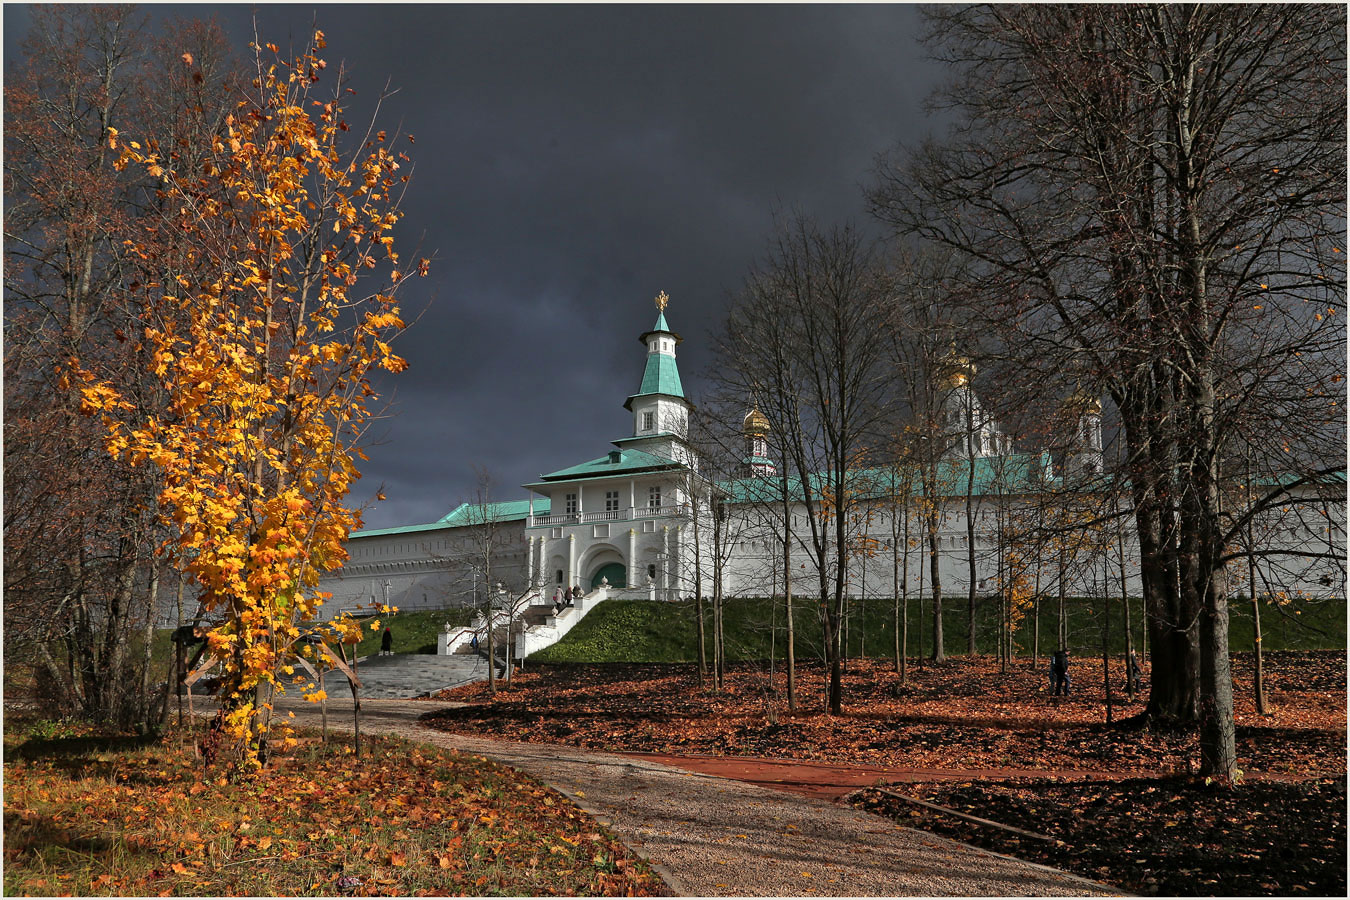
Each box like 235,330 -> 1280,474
5,4 -> 949,530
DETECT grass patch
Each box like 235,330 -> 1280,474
2,714 -> 664,897
143,607 -> 479,676
348,607 -> 478,658
531,594 -> 1346,664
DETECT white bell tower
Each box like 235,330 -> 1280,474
617,291 -> 695,464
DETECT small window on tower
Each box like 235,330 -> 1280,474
642,411 -> 655,432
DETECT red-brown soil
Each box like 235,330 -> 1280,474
422,650 -> 1347,896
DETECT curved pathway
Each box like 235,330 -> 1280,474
275,697 -> 1119,897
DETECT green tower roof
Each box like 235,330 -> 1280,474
636,352 -> 684,397
627,310 -> 687,409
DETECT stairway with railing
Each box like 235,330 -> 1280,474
438,583 -> 612,665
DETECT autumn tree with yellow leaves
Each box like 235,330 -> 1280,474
82,29 -> 424,769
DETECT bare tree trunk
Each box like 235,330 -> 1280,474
1057,551 -> 1067,652
1118,502 -> 1136,697
1102,554 -> 1113,724
1245,453 -> 1268,716
965,425 -> 978,656
929,523 -> 945,662
141,561 -> 160,721
692,489 -> 706,688
783,493 -> 795,710
1249,558 -> 1267,715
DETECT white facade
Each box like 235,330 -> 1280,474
318,302 -> 1345,620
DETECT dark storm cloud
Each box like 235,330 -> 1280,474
4,4 -> 945,529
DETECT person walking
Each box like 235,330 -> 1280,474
1050,648 -> 1071,696
380,626 -> 394,656
1126,649 -> 1142,693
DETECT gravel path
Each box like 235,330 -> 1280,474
274,697 -> 1119,897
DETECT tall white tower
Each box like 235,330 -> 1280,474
938,347 -> 1011,459
1063,390 -> 1104,480
617,291 -> 695,465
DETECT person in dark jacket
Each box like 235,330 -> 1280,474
1126,648 -> 1143,692
380,626 -> 393,656
1050,649 -> 1071,695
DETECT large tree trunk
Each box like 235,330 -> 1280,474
1120,381 -> 1200,724
1198,568 -> 1236,779
1138,505 -> 1199,722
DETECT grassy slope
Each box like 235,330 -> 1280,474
530,595 -> 1347,664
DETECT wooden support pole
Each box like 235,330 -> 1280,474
871,788 -> 1055,843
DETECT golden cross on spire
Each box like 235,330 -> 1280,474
654,290 -> 669,313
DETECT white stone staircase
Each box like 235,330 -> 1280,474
437,583 -> 613,664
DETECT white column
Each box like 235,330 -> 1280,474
629,478 -> 636,516
671,525 -> 681,602
568,534 -> 577,590
528,495 -> 534,526
662,525 -> 671,598
627,528 -> 637,588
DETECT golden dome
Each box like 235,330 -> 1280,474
939,346 -> 976,388
743,406 -> 770,436
1065,390 -> 1103,415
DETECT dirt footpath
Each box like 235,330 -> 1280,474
276,698 -> 1119,897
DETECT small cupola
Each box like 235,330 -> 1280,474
743,406 -> 770,436
742,403 -> 776,478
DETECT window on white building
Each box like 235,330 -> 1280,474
605,490 -> 620,513
642,411 -> 655,432
648,485 -> 661,509
565,493 -> 577,516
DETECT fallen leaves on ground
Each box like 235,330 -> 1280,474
423,651 -> 1345,777
3,722 -> 666,897
851,776 -> 1347,897
420,651 -> 1345,898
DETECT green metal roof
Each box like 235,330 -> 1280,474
350,498 -> 549,537
532,448 -> 687,483
718,452 -> 1058,505
349,520 -> 458,539
437,498 -> 551,526
634,352 -> 684,398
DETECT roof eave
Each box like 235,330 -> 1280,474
623,391 -> 694,411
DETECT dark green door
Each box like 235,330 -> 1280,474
591,563 -> 625,589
